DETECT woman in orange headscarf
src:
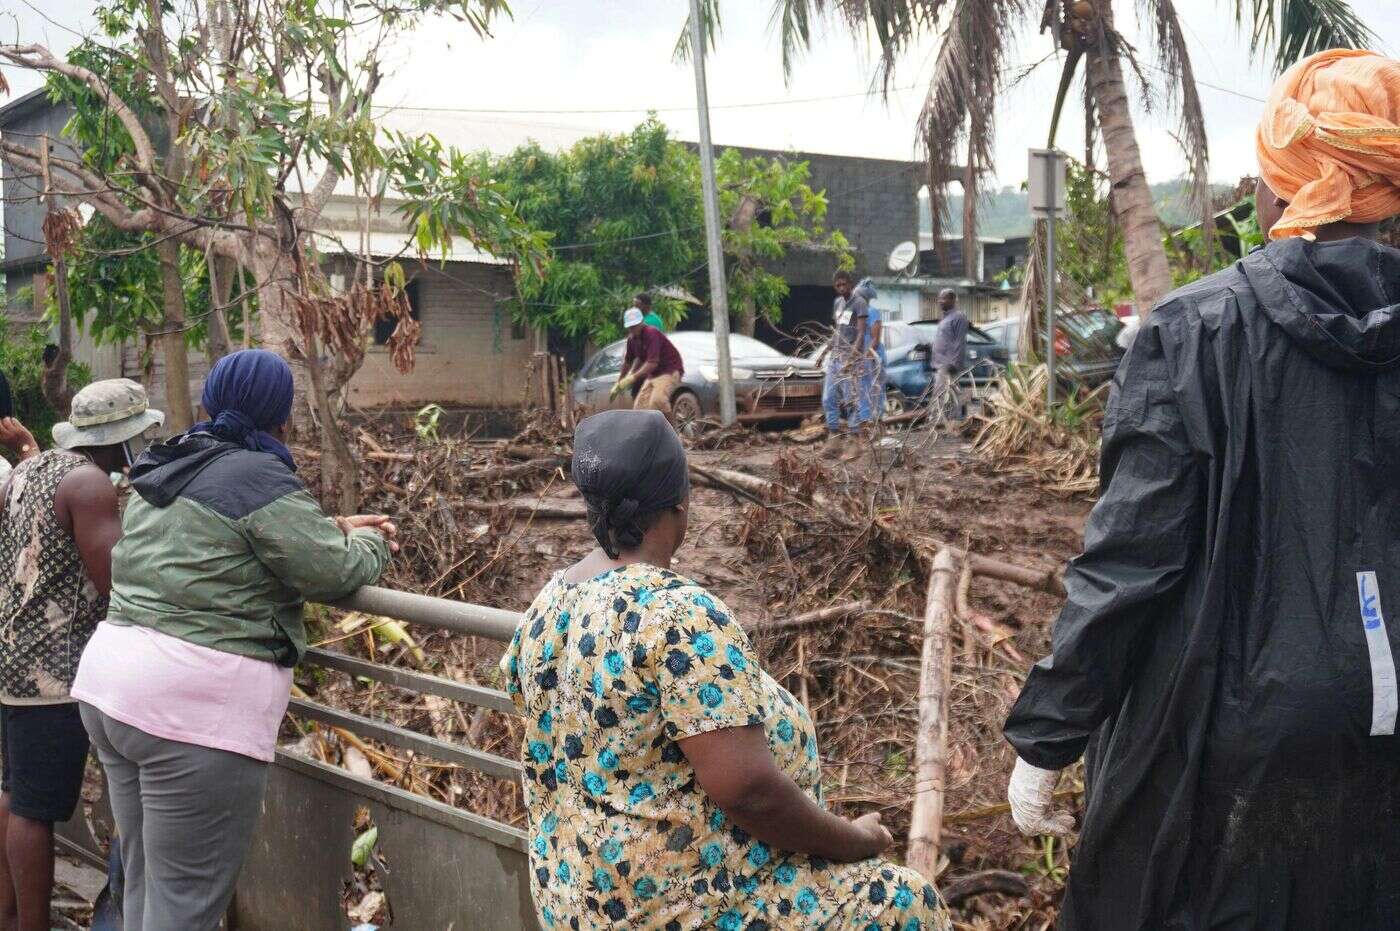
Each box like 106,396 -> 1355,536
1003,49 -> 1400,931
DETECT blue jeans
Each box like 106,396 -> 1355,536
824,357 -> 871,431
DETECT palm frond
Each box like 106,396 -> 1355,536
1235,0 -> 1378,74
769,0 -> 829,81
673,0 -> 723,64
918,0 -> 1031,250
1141,0 -> 1211,257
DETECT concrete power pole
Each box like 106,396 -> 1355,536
687,0 -> 737,425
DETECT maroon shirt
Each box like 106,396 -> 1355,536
622,325 -> 684,378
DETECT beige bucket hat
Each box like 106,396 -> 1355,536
52,379 -> 165,450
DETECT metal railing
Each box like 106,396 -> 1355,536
243,586 -> 536,930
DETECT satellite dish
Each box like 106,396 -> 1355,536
887,240 -> 918,276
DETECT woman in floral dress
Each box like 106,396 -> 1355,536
502,410 -> 950,930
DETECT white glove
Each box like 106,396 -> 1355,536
1007,757 -> 1075,836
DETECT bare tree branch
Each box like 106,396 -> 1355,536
0,43 -> 159,176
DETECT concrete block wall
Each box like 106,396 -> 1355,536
347,260 -> 530,409
710,145 -> 924,287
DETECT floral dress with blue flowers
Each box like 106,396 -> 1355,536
501,563 -> 950,930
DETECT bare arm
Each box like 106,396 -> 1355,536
0,418 -> 40,461
54,466 -> 122,598
680,724 -> 891,862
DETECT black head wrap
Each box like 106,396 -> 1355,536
571,410 -> 690,558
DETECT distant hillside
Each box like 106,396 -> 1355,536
924,179 -> 1235,239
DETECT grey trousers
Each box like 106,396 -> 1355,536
78,703 -> 268,931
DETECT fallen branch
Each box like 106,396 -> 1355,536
938,870 -> 1030,906
693,464 -> 1064,595
943,787 -> 1080,825
460,499 -> 586,520
462,457 -> 568,483
746,600 -> 870,634
907,547 -> 959,880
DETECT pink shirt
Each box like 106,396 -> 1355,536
72,622 -> 293,762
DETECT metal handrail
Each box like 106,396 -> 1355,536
332,585 -> 522,643
291,585 -> 526,787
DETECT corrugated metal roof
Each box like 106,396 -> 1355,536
308,230 -> 508,266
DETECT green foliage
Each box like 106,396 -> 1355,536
483,120 -> 705,343
1056,161 -> 1134,308
0,321 -> 92,444
414,403 -> 445,442
717,148 -> 852,328
385,132 -> 550,275
1168,195 -> 1265,287
480,119 -> 850,343
46,218 -> 254,349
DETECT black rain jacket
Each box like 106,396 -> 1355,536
1004,237 -> 1400,930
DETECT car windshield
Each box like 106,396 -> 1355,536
883,324 -> 921,350
586,344 -> 626,378
1059,308 -> 1124,345
668,331 -> 791,363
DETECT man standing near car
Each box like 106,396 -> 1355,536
930,288 -> 968,422
819,269 -> 871,440
613,307 -> 685,423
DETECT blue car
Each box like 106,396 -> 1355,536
880,321 -> 1008,413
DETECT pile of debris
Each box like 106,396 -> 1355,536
292,414 -> 1093,928
972,365 -> 1106,497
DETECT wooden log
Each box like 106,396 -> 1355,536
906,547 -> 959,880
746,600 -> 870,633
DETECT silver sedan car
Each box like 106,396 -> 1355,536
572,331 -> 825,431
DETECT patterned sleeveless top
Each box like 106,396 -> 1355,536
0,451 -> 107,704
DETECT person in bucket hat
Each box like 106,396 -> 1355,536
0,379 -> 161,931
52,378 -> 165,465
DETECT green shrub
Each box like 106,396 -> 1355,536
0,318 -> 92,450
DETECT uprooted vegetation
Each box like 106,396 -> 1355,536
289,410 -> 1092,928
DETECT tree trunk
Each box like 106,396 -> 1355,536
304,335 -> 359,515
41,261 -> 76,416
203,250 -> 234,363
252,247 -> 359,514
1085,10 -> 1172,315
962,158 -> 978,281
156,239 -> 195,431
737,294 -> 757,338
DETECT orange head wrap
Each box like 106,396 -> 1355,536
1257,48 -> 1400,240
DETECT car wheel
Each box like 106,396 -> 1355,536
883,388 -> 908,419
671,390 -> 705,437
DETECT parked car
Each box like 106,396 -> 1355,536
572,331 -> 824,432
805,321 -> 1007,414
980,308 -> 1125,387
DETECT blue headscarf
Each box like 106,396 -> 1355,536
190,349 -> 296,470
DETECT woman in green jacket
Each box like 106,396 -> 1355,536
72,350 -> 396,931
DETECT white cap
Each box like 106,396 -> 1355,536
623,307 -> 644,328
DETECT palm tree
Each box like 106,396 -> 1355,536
692,0 -> 1374,314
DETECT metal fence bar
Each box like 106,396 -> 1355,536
274,750 -> 528,852
332,586 -> 522,643
303,648 -> 516,714
287,697 -> 523,781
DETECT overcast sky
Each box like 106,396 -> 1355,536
4,0 -> 1396,191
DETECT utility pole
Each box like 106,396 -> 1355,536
688,0 -> 737,425
1029,148 -> 1065,408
